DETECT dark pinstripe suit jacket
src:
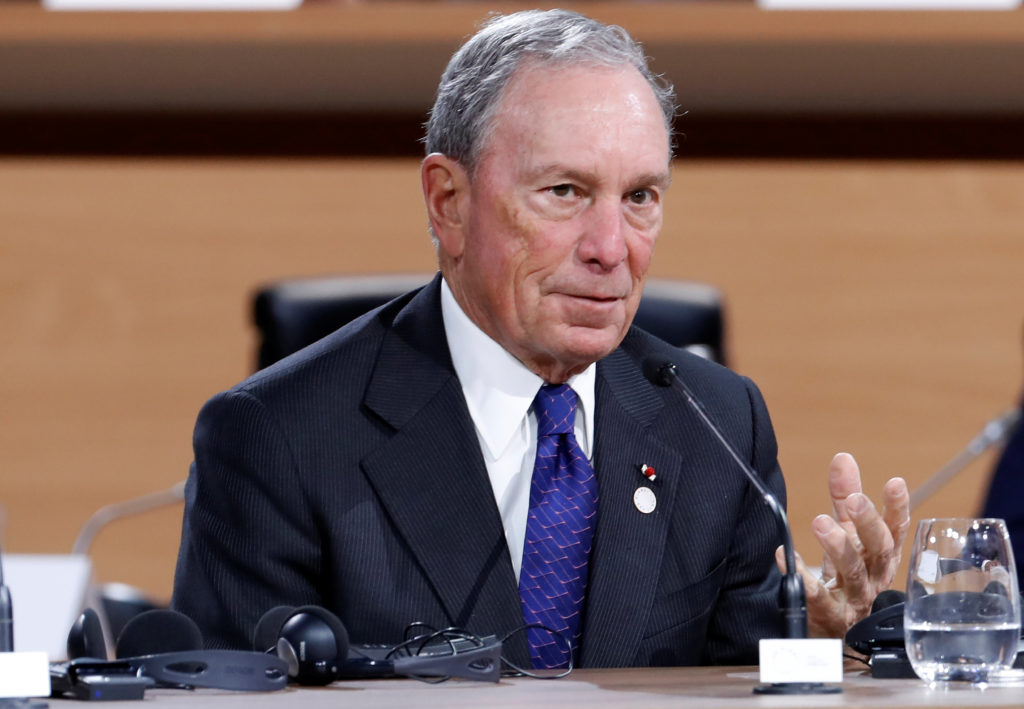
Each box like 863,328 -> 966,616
171,273 -> 786,667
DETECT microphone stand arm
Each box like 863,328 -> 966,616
909,408 -> 1021,511
653,362 -> 806,639
72,481 -> 187,556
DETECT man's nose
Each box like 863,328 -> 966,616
577,197 -> 627,270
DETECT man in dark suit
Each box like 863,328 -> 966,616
172,9 -> 909,668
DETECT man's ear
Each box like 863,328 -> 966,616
421,153 -> 470,259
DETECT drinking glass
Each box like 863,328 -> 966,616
904,518 -> 1020,683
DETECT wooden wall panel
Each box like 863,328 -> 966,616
1,157 -> 1021,601
4,4 -> 1024,116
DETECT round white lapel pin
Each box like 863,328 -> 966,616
633,486 -> 657,514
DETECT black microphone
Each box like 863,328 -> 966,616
643,357 -> 807,641
0,545 -> 13,652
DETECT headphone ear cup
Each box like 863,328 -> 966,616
115,609 -> 203,659
276,605 -> 350,685
253,605 -> 295,653
67,607 -> 108,660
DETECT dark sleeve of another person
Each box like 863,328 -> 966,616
981,398 -> 1024,588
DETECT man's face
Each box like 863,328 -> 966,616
438,62 -> 671,382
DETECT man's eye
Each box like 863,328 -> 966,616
549,184 -> 575,198
628,188 -> 655,205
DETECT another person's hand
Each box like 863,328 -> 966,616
775,452 -> 911,638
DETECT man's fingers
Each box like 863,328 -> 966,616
812,513 -> 872,603
881,476 -> 911,552
828,452 -> 864,524
846,491 -> 896,584
808,455 -> 906,636
820,554 -> 838,582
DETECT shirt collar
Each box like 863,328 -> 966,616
440,278 -> 596,459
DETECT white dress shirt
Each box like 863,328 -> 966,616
439,279 -> 596,581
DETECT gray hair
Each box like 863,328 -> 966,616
424,9 -> 676,174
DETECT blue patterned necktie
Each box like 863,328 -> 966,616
518,383 -> 599,669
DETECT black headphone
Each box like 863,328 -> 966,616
253,605 -> 502,684
845,588 -> 1024,679
254,605 -> 350,685
58,607 -> 288,695
844,589 -> 907,657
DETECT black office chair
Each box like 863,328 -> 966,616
252,273 -> 728,371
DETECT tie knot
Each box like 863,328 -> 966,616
534,384 -> 577,437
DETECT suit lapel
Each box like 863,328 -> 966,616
358,277 -> 526,656
580,345 -> 686,667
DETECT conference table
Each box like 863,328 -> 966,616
44,665 -> 1024,708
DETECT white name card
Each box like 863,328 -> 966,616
0,651 -> 51,698
759,638 -> 844,684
